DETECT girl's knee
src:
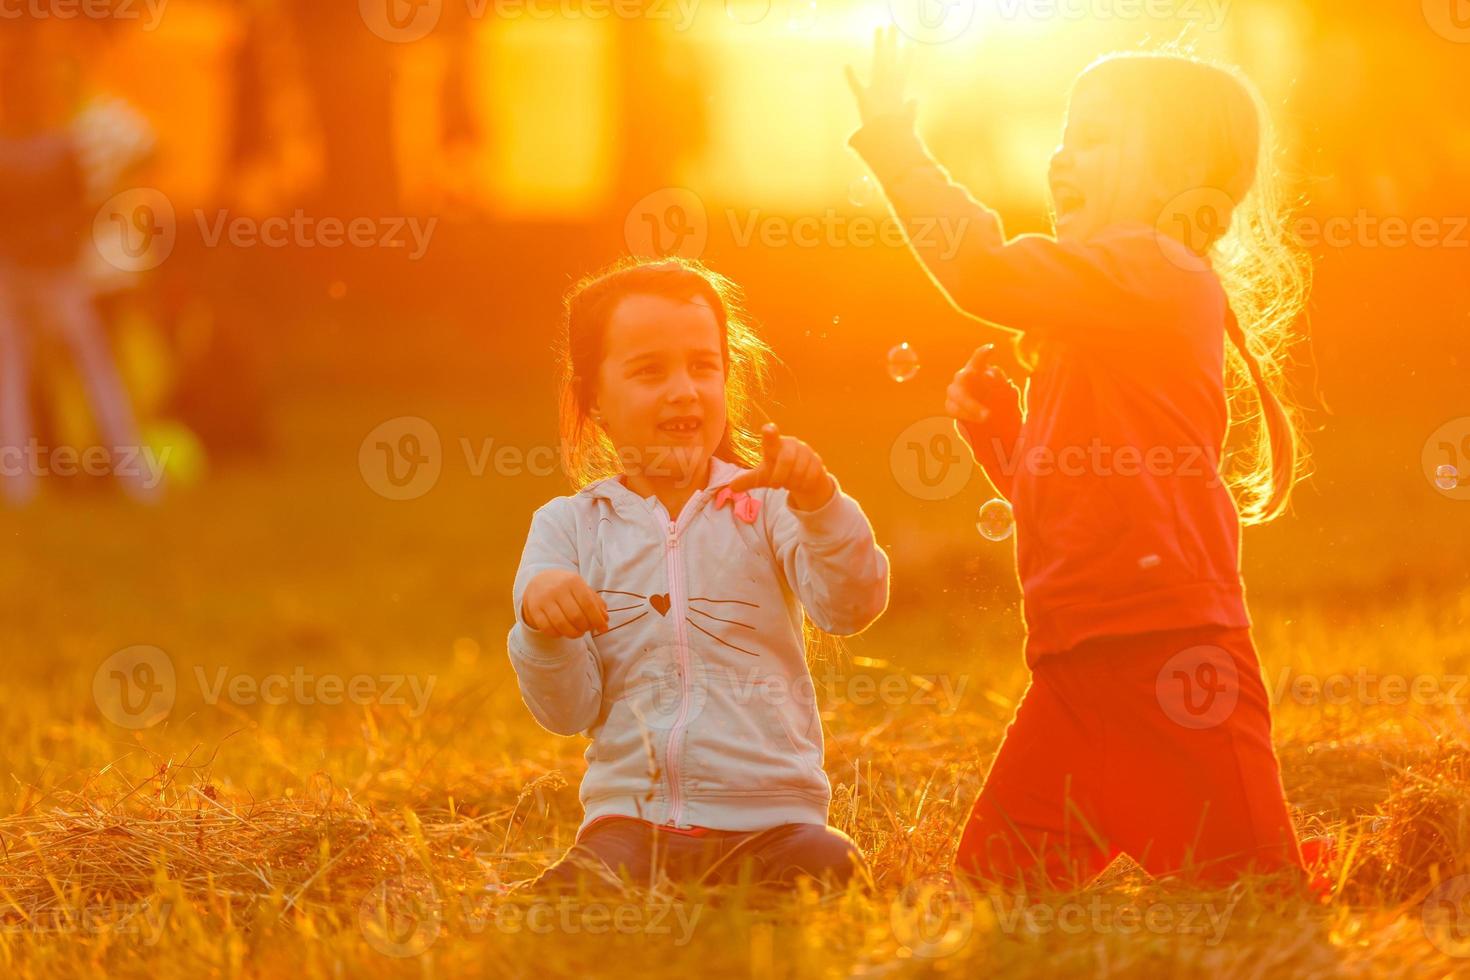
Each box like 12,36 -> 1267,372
784,825 -> 867,886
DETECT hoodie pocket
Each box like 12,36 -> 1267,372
583,681 -> 681,811
681,672 -> 827,797
775,699 -> 828,787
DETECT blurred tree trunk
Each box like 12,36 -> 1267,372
286,2 -> 400,212
611,19 -> 709,211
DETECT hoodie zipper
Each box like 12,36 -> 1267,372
662,516 -> 693,828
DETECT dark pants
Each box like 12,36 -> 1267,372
522,816 -> 868,894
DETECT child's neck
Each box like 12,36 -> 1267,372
622,457 -> 712,522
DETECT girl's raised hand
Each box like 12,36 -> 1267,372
845,25 -> 915,129
522,569 -> 609,639
728,423 -> 836,512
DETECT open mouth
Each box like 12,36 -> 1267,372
657,416 -> 703,434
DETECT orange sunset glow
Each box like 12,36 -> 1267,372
0,1 -> 1466,977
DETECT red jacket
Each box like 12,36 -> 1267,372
849,115 -> 1251,663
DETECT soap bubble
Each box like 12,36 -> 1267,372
848,174 -> 877,207
1422,419 -> 1470,499
976,498 -> 1014,542
887,343 -> 920,383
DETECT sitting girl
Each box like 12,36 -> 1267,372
508,257 -> 890,893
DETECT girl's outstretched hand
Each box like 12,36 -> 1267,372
845,25 -> 916,129
946,344 -> 1023,456
728,423 -> 836,512
522,569 -> 609,638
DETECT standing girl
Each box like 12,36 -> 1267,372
508,257 -> 890,892
846,32 -> 1310,888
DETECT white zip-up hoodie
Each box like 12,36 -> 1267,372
507,456 -> 890,832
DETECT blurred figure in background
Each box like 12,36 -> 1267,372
0,22 -> 160,505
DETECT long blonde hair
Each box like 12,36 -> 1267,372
1070,51 -> 1312,525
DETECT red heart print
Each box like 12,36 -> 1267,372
649,594 -> 671,616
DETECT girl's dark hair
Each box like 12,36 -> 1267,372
557,256 -> 772,490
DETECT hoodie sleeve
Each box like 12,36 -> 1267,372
506,500 -> 604,737
765,474 -> 890,636
847,112 -> 1166,339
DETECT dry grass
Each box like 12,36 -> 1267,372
0,400 -> 1467,979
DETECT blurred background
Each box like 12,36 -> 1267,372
0,0 -> 1465,700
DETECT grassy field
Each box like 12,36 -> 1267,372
1,389 -> 1468,979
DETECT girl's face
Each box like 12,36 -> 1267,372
1048,79 -> 1170,243
592,293 -> 729,484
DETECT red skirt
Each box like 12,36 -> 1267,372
954,624 -> 1304,888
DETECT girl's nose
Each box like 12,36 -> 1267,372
666,370 -> 699,401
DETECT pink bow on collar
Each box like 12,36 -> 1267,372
713,486 -> 762,524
